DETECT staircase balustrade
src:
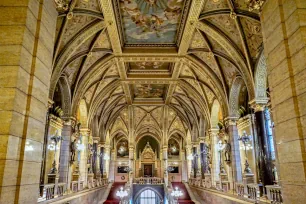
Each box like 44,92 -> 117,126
134,177 -> 163,184
266,185 -> 283,204
236,183 -> 244,197
247,184 -> 259,202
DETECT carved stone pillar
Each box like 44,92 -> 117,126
186,145 -> 192,179
92,137 -> 99,179
225,117 -> 243,183
199,137 -> 206,179
129,146 -> 134,183
192,144 -> 198,178
99,144 -> 105,177
79,128 -> 90,187
162,146 -> 168,185
209,129 -> 219,187
59,117 -> 76,190
250,102 -> 274,186
104,145 -> 110,179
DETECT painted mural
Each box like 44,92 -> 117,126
119,0 -> 185,44
129,62 -> 169,70
134,84 -> 165,98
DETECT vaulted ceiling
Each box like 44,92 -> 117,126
51,0 -> 263,141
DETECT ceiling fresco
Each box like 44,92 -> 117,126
133,84 -> 166,98
128,62 -> 170,70
117,0 -> 186,45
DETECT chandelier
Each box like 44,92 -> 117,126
167,166 -> 175,172
171,187 -> 183,200
116,187 -> 128,200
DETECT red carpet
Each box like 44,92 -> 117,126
172,182 -> 195,204
104,182 -> 126,204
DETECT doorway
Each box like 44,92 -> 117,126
143,164 -> 153,177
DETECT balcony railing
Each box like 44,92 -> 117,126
266,185 -> 283,204
134,177 -> 163,184
39,178 -> 109,202
188,176 -> 282,204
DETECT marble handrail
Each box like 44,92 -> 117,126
134,177 -> 163,184
266,185 -> 282,203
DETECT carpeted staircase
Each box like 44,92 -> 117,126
103,182 -> 126,204
172,182 -> 195,204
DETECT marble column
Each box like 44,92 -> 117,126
79,128 -> 90,187
104,145 -> 110,179
192,145 -> 198,178
199,138 -> 206,179
0,0 -> 57,203
92,140 -> 98,178
225,118 -> 243,183
99,145 -> 105,177
251,103 -> 274,186
209,129 -> 220,187
162,146 -> 168,185
59,118 -> 75,189
186,146 -> 192,179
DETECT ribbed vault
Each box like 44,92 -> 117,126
50,0 -> 264,142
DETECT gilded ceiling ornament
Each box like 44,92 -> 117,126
248,0 -> 265,11
206,52 -> 214,60
54,0 -> 69,11
229,11 -> 237,20
67,12 -> 74,20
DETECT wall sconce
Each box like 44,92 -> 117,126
25,141 -> 34,151
104,154 -> 110,160
187,154 -> 194,161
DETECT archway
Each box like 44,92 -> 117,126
134,188 -> 163,204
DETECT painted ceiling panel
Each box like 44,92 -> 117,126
117,0 -> 186,45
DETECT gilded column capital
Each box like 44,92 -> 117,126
199,137 -> 205,143
62,116 -> 77,126
48,99 -> 54,109
80,128 -> 91,136
249,98 -> 269,112
224,117 -> 239,127
93,136 -> 100,143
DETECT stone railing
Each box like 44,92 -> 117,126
44,184 -> 55,200
247,184 -> 260,202
266,185 -> 283,203
41,182 -> 67,201
236,183 -> 244,197
39,178 -> 108,202
57,183 -> 66,197
134,177 -> 163,184
71,181 -> 78,193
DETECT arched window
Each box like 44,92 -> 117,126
135,189 -> 161,204
264,108 -> 276,160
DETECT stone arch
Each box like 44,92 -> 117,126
210,99 -> 221,129
254,51 -> 268,100
134,187 -> 163,203
229,76 -> 246,118
57,75 -> 72,117
78,99 -> 88,128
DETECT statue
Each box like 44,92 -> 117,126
224,140 -> 231,162
70,139 -> 77,162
